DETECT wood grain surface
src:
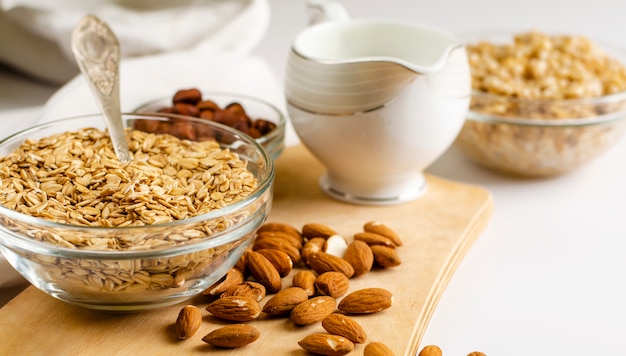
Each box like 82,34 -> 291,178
0,145 -> 493,356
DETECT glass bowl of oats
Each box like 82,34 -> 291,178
455,30 -> 626,177
0,112 -> 274,311
135,90 -> 286,161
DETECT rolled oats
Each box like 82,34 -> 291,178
0,126 -> 263,298
0,127 -> 257,231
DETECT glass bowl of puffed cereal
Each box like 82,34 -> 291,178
455,30 -> 626,177
0,112 -> 274,311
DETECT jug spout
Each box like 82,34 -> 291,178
287,5 -> 471,114
307,0 -> 350,25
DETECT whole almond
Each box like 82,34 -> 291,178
307,252 -> 355,278
343,240 -> 374,277
255,248 -> 293,277
315,271 -> 350,298
338,288 -> 393,314
196,99 -> 219,111
301,237 -> 326,266
202,267 -> 244,296
245,251 -> 282,293
322,313 -> 367,343
174,305 -> 202,340
364,221 -> 403,246
262,287 -> 309,316
290,296 -> 337,325
256,230 -> 303,249
371,245 -> 402,268
206,296 -> 261,321
418,345 -> 442,356
291,270 -> 317,296
257,222 -> 302,240
302,223 -> 337,239
252,237 -> 302,264
298,333 -> 354,356
365,342 -> 395,356
234,251 -> 248,272
202,324 -> 260,348
220,281 -> 266,302
353,232 -> 396,248
173,88 -> 202,104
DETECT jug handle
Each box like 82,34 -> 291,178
307,0 -> 350,25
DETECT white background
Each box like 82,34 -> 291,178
2,1 -> 626,355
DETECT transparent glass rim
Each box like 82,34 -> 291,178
468,90 -> 626,126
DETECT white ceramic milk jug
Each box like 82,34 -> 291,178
285,0 -> 471,205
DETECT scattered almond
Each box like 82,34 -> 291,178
364,341 -> 395,356
206,296 -> 261,321
252,237 -> 302,264
371,245 -> 402,268
201,267 -> 244,296
301,237 -> 326,266
234,251 -> 248,272
262,287 -> 309,316
414,345 -> 486,356
364,221 -> 403,246
307,252 -> 355,278
291,270 -> 317,296
321,313 -> 367,343
256,230 -> 303,250
298,333 -> 354,356
202,324 -> 260,348
315,271 -> 350,298
257,221 -> 302,240
290,296 -> 337,325
173,305 -> 202,340
418,345 -> 443,356
343,240 -> 374,277
220,281 -> 266,302
302,223 -> 337,239
338,288 -> 393,314
255,248 -> 293,277
354,231 -> 396,248
245,250 -> 282,293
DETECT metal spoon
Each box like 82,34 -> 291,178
70,14 -> 131,163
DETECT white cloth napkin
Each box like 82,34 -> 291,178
0,0 -> 270,84
0,0 -> 286,293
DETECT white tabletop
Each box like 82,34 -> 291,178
2,1 -> 626,355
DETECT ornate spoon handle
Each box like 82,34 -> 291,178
71,14 -> 131,163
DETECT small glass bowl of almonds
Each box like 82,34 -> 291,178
0,112 -> 274,311
455,30 -> 626,177
135,90 -> 286,161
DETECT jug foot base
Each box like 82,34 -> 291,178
319,174 -> 428,206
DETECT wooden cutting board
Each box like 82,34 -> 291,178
0,145 -> 493,356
